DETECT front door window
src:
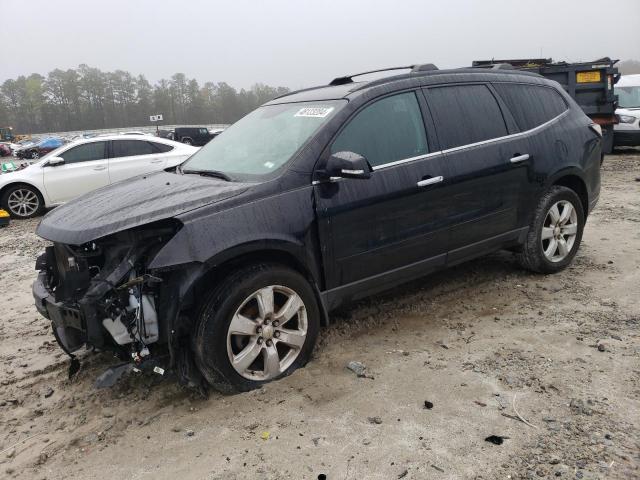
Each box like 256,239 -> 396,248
331,92 -> 428,168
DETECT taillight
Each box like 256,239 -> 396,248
589,123 -> 602,137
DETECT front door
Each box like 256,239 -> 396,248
43,141 -> 110,204
314,91 -> 449,305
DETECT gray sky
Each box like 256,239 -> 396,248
2,0 -> 639,89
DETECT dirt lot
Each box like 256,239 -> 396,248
0,152 -> 639,480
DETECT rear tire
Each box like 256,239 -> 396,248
193,263 -> 320,393
181,138 -> 193,145
516,186 -> 584,274
1,184 -> 44,219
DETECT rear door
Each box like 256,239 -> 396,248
108,139 -> 168,183
491,82 -> 571,215
314,91 -> 450,299
43,141 -> 109,204
422,83 -> 531,263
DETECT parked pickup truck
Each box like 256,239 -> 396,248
473,58 -> 619,154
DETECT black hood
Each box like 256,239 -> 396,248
36,171 -> 250,244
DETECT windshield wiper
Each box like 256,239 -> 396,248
182,169 -> 232,181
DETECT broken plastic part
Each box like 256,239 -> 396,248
94,363 -> 133,389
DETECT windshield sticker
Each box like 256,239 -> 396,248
264,161 -> 275,169
294,106 -> 334,118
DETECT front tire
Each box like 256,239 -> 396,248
1,184 -> 44,219
516,186 -> 584,274
193,263 -> 320,393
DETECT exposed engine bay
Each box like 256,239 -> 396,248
32,221 -> 196,384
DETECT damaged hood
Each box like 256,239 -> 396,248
36,171 -> 250,244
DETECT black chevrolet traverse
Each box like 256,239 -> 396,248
33,64 -> 602,392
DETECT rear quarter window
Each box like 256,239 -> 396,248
493,83 -> 568,131
151,142 -> 173,153
425,84 -> 508,150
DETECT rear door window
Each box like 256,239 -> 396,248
111,140 -> 157,158
425,84 -> 508,150
331,91 -> 428,168
60,142 -> 107,164
493,83 -> 568,131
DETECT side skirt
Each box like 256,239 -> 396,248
320,227 -> 528,312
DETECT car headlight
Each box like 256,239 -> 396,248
617,114 -> 637,124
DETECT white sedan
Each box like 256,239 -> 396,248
0,135 -> 198,218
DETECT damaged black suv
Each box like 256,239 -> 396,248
33,64 -> 602,392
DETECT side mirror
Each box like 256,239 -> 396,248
47,157 -> 65,167
323,151 -> 371,180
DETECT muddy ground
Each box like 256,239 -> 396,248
0,152 -> 639,480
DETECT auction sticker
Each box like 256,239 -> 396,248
294,106 -> 334,118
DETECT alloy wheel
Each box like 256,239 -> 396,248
31,151 -> 39,159
226,285 -> 308,381
7,188 -> 40,217
541,200 -> 578,262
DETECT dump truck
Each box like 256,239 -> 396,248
472,58 -> 619,154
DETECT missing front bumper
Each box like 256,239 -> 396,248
33,271 -> 86,353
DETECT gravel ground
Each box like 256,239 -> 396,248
0,152 -> 639,480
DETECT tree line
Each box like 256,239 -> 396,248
0,65 -> 290,134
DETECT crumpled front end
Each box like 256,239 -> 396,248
33,221 -> 181,362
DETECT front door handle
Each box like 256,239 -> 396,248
93,165 -> 107,171
417,176 -> 443,187
150,159 -> 163,164
510,153 -> 530,164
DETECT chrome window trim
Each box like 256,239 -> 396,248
312,107 -> 570,183
371,151 -> 442,171
371,108 -> 570,171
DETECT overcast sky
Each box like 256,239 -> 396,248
2,0 -> 639,89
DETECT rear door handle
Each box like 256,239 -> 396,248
510,154 -> 530,164
93,165 -> 107,171
150,159 -> 163,164
417,176 -> 443,187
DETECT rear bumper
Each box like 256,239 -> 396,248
614,130 -> 640,147
33,272 -> 87,353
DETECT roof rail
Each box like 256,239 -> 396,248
410,63 -> 438,73
329,63 -> 438,86
471,63 -> 515,70
472,58 -> 552,68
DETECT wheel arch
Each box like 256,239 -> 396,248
0,181 -> 47,206
549,173 -> 589,217
178,243 -> 329,327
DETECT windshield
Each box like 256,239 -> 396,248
182,100 -> 346,180
616,85 -> 640,108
